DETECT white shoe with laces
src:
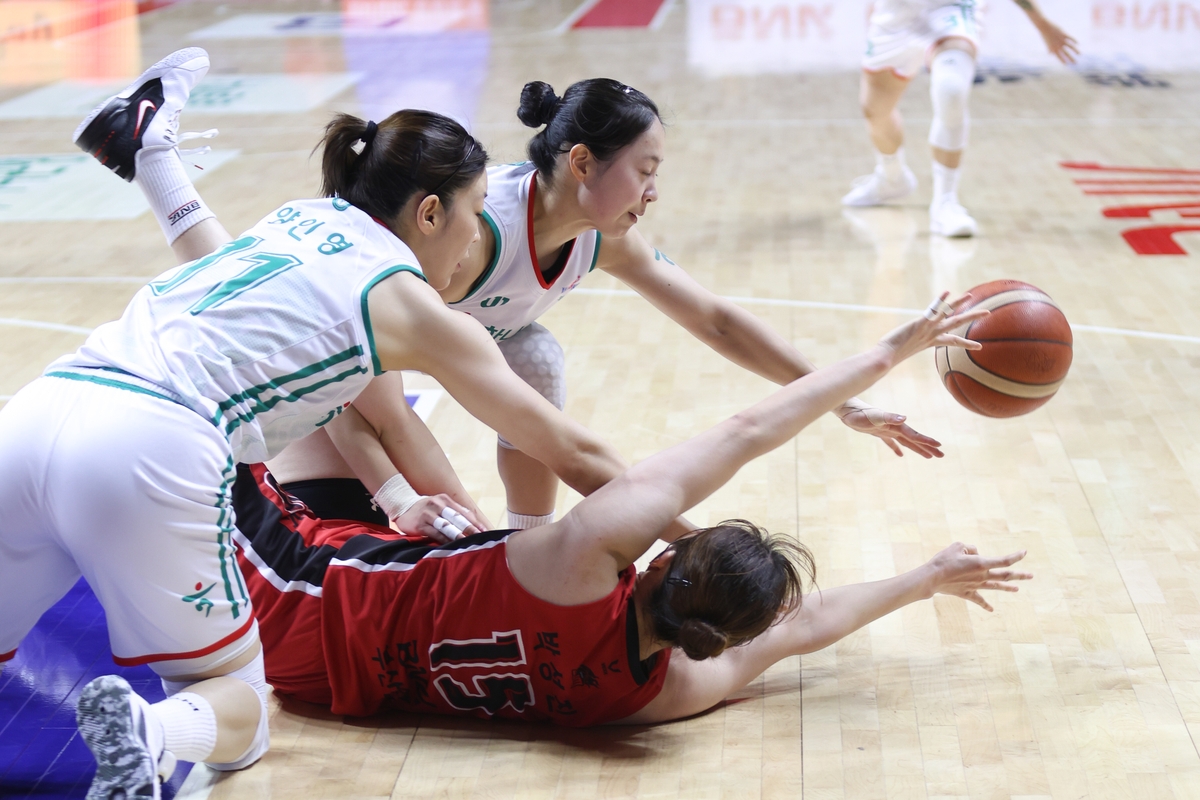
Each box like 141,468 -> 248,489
929,196 -> 978,237
841,166 -> 917,207
73,48 -> 213,182
77,675 -> 175,800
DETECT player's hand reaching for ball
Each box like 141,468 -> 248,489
395,494 -> 485,543
876,291 -> 988,366
835,398 -> 945,458
923,542 -> 1032,611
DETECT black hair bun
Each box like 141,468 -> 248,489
517,81 -> 561,128
677,618 -> 728,661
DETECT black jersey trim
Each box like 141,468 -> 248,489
234,465 -> 517,589
625,595 -> 658,686
280,477 -> 387,526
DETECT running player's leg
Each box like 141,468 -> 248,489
843,17 -> 922,207
44,378 -> 269,794
927,37 -> 978,236
73,47 -> 232,262
496,323 -> 565,529
923,1 -> 982,236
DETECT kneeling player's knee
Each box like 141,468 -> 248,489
928,49 -> 974,151
162,650 -> 271,772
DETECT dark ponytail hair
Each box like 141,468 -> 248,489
648,520 -> 814,661
319,110 -> 487,220
517,79 -> 660,180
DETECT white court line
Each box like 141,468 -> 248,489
408,389 -> 443,422
553,0 -> 603,34
174,763 -> 219,800
650,0 -> 677,30
572,287 -> 1200,346
0,276 -> 151,284
0,317 -> 93,335
2,283 -> 1198,345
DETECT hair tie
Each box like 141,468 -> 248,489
352,120 -> 378,156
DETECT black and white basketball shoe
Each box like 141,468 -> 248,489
77,675 -> 175,800
73,48 -> 210,182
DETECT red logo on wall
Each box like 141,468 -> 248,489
1061,161 -> 1200,255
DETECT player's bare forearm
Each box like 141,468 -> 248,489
694,300 -> 817,385
786,569 -> 933,654
322,405 -> 399,495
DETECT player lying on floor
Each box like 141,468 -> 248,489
233,294 -> 1031,725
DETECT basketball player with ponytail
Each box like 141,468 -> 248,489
842,0 -> 1078,236
102,61 -> 958,538
2,50 -> 683,798
233,292 -> 1030,726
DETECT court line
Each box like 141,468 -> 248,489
572,287 -> 1200,345
3,284 -> 1197,346
0,276 -> 152,284
0,317 -> 93,334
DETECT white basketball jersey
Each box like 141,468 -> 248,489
450,162 -> 602,342
871,0 -> 978,29
49,198 -> 425,464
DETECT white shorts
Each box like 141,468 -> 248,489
0,371 -> 256,674
863,1 -> 981,79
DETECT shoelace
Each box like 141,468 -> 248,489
178,128 -> 219,159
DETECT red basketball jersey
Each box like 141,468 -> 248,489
234,464 -> 670,726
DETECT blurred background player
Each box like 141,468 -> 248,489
842,0 -> 1078,236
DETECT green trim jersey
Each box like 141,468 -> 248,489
449,162 -> 601,343
49,198 -> 426,464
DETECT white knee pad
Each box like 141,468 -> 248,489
928,49 -> 975,151
495,322 -> 566,450
161,650 -> 270,772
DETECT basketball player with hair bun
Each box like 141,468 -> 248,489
234,292 -> 1030,726
128,68 -> 958,540
3,49 -> 692,799
842,0 -> 1078,236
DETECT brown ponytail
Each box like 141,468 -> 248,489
648,520 -> 814,661
319,109 -> 487,221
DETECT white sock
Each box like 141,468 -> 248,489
932,161 -> 961,203
506,509 -> 554,530
136,148 -> 214,245
876,146 -> 907,181
150,692 -> 218,763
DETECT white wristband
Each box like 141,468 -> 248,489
373,473 -> 423,521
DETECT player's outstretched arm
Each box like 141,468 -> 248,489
1012,0 -> 1079,64
597,229 -> 945,458
620,543 -> 1031,725
368,273 -> 635,501
552,296 -> 988,579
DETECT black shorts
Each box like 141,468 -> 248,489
278,477 -> 389,526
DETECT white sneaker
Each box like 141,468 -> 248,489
841,166 -> 917,207
73,48 -> 210,182
77,675 -> 173,800
929,196 -> 978,237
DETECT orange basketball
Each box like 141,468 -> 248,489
935,280 -> 1072,418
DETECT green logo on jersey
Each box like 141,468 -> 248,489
332,198 -> 351,211
182,581 -> 217,617
480,295 -> 511,308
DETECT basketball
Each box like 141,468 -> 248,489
935,280 -> 1072,417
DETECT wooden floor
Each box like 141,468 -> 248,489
4,1 -> 1200,797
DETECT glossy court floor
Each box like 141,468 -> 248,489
4,0 -> 1200,798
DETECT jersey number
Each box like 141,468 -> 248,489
429,631 -> 534,715
148,235 -> 302,315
